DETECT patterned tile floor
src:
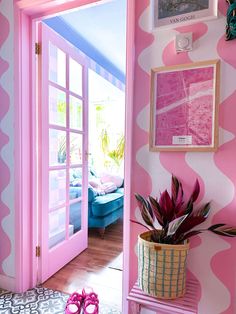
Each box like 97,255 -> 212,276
0,287 -> 121,314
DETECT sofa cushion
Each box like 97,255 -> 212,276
116,188 -> 124,194
91,192 -> 123,217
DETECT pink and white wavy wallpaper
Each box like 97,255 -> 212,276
1,1 -> 236,311
0,0 -> 15,280
131,1 -> 236,313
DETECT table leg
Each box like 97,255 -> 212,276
130,301 -> 141,314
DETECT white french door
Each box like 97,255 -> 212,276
38,22 -> 88,282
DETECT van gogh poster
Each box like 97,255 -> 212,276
152,0 -> 215,28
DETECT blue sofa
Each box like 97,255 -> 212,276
88,187 -> 123,235
69,180 -> 124,236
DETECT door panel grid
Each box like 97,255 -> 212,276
39,23 -> 88,282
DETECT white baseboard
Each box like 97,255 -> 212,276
0,274 -> 15,291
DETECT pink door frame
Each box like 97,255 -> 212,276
14,0 -> 134,312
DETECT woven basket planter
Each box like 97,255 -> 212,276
138,230 -> 189,299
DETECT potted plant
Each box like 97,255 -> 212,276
133,175 -> 236,299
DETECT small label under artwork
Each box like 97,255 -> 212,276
172,135 -> 192,145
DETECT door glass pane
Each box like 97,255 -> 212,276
49,129 -> 66,166
70,133 -> 83,165
49,170 -> 66,208
69,168 -> 82,195
69,201 -> 82,234
49,86 -> 66,127
69,57 -> 83,96
49,207 -> 66,248
49,42 -> 66,88
70,96 -> 83,131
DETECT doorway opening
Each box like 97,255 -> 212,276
36,1 -> 126,311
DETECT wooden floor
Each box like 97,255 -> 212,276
43,219 -> 123,310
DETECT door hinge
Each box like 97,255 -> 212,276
35,43 -> 41,55
36,246 -> 41,257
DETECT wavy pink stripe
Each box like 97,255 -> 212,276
218,0 -> 228,16
0,58 -> 8,77
213,91 -> 236,314
160,22 -> 208,200
0,13 -> 10,48
217,35 -> 236,69
187,236 -> 202,304
213,13 -> 236,310
0,130 -> 11,275
132,0 -> 154,200
159,22 -> 209,302
217,90 -> 236,138
162,23 -> 208,66
0,10 -> 11,275
130,0 -> 154,284
213,7 -> 236,308
161,23 -> 208,199
210,242 -> 236,314
208,7 -> 236,312
159,153 -> 205,201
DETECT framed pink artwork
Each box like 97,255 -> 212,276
149,60 -> 220,151
150,0 -> 218,30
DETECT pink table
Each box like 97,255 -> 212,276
127,279 -> 199,314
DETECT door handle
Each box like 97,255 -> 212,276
85,151 -> 91,161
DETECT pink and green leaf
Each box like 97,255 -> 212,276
171,175 -> 179,202
135,193 -> 154,228
149,196 -> 164,226
209,225 -> 236,237
196,202 -> 211,218
176,215 -> 206,236
167,214 -> 188,236
159,190 -> 174,222
189,179 -> 200,203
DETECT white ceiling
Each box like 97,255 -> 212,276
60,0 -> 127,75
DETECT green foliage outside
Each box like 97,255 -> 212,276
100,129 -> 125,171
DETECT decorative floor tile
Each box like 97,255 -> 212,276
0,287 -> 121,313
0,287 -> 68,314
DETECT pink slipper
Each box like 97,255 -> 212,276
69,292 -> 84,304
65,292 -> 83,314
65,300 -> 81,314
82,291 -> 99,314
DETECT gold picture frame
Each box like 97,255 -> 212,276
149,59 -> 220,152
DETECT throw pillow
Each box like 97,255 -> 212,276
101,182 -> 117,194
89,176 -> 102,188
100,174 -> 123,188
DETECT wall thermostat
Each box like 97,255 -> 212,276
175,33 -> 193,53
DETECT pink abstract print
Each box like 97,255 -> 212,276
155,66 -> 214,146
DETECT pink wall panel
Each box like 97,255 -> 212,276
129,0 -> 153,288
131,0 -> 236,313
0,0 -> 13,278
